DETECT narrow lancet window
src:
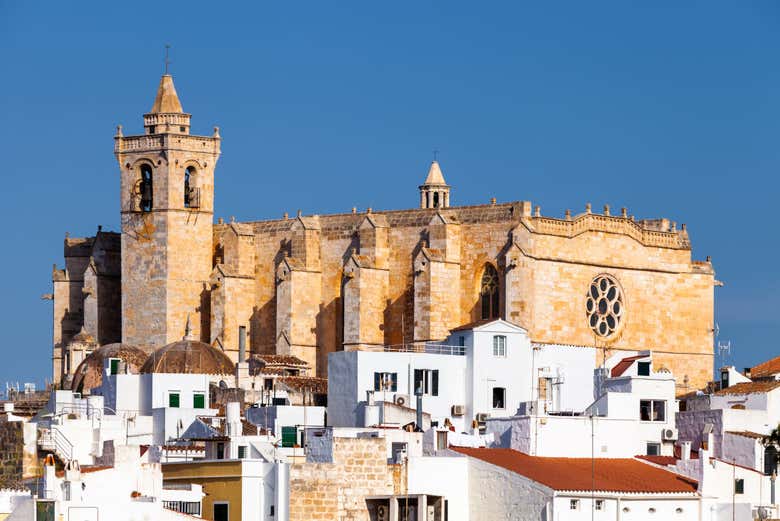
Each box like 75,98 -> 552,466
480,264 -> 500,320
184,167 -> 193,207
140,165 -> 153,212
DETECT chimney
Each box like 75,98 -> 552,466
238,326 -> 247,362
226,402 -> 242,438
43,454 -> 56,500
415,384 -> 424,432
680,441 -> 691,461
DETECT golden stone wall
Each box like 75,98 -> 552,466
288,436 -> 398,521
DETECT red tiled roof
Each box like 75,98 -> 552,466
610,355 -> 648,378
751,355 -> 780,379
714,380 -> 780,396
56,465 -> 112,478
451,447 -> 698,493
636,455 -> 677,466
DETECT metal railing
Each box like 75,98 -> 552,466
383,342 -> 465,356
39,426 -> 74,461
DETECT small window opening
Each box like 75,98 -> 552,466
140,165 -> 153,212
492,387 -> 506,409
168,392 -> 180,408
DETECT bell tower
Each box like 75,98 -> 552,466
115,74 -> 221,348
419,160 -> 450,209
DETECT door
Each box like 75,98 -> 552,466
213,502 -> 229,521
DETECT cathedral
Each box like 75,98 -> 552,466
50,74 -> 717,390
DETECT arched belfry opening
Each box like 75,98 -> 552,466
184,166 -> 198,208
480,263 -> 500,320
419,160 -> 450,209
139,164 -> 153,212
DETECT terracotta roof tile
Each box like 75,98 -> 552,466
751,355 -> 780,379
277,376 -> 327,394
451,447 -> 698,493
610,355 -> 648,378
714,380 -> 780,396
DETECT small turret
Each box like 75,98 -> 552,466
419,160 -> 450,209
144,74 -> 191,135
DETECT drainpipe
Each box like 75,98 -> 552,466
415,385 -> 423,432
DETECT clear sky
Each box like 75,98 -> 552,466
1,1 -> 778,388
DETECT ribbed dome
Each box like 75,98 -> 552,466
71,343 -> 148,394
141,340 -> 234,375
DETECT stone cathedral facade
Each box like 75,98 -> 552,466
50,74 -> 717,390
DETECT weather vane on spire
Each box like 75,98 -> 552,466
164,44 -> 171,75
433,149 -> 439,162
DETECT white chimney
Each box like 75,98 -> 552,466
680,441 -> 691,461
226,402 -> 242,437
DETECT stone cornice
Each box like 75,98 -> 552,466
520,213 -> 690,250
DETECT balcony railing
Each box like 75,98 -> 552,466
383,342 -> 465,356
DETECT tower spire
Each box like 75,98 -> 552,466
419,159 -> 450,209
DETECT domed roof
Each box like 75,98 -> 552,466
71,343 -> 148,393
140,340 -> 234,375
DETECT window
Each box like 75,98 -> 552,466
646,443 -> 661,456
213,502 -> 229,521
184,167 -> 192,207
595,499 -> 604,511
413,369 -> 439,396
139,165 -> 153,212
237,445 -> 247,459
168,392 -> 180,408
374,372 -> 398,392
281,426 -> 297,448
109,358 -> 120,375
734,478 -> 744,494
765,446 -> 778,476
640,400 -> 666,422
193,392 -> 205,409
492,335 -> 507,357
675,507 -> 684,514
586,274 -> 624,337
648,507 -> 656,513
458,336 -> 465,347
569,499 -> 579,510
492,387 -> 506,409
216,442 -> 225,459
637,361 -> 650,376
480,264 -> 500,319
264,378 -> 274,391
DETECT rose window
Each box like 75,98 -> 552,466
586,275 -> 624,337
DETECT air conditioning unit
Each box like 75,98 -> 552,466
476,413 -> 490,423
451,405 -> 465,416
394,394 -> 409,407
662,428 -> 678,441
377,504 -> 389,521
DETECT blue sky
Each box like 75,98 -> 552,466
1,1 -> 778,387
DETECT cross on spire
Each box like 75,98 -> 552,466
433,149 -> 439,162
164,44 -> 172,75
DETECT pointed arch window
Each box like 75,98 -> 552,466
139,165 -> 153,212
480,264 -> 500,320
184,167 -> 193,207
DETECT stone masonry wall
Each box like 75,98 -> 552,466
288,436 -> 399,521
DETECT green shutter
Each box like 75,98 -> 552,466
110,359 -> 119,375
169,393 -> 180,408
281,426 -> 297,448
193,393 -> 205,409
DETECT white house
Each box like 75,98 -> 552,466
451,445 -> 701,521
328,319 -> 595,433
38,443 -> 203,521
487,351 -> 680,458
